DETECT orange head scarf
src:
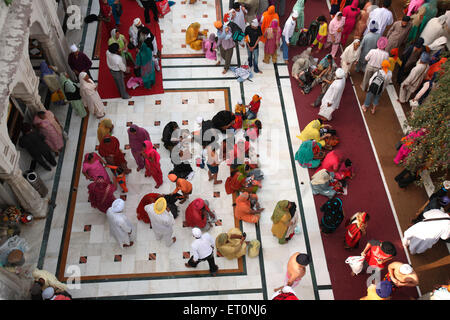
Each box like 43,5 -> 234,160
390,48 -> 399,60
261,5 -> 279,43
381,60 -> 390,72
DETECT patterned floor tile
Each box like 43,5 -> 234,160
114,255 -> 122,262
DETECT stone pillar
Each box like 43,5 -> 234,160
0,166 -> 48,219
13,87 -> 46,114
38,35 -> 72,77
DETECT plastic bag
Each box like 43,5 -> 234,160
247,240 -> 260,258
156,0 -> 171,17
345,256 -> 365,275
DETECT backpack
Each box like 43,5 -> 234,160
297,30 -> 309,46
368,71 -> 385,95
228,21 -> 245,42
320,197 -> 344,233
306,20 -> 320,45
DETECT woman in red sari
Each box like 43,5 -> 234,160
344,211 -> 369,249
136,193 -> 162,225
142,140 -> 163,188
99,0 -> 115,34
98,135 -> 131,174
87,176 -> 116,213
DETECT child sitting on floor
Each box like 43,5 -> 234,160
247,94 -> 261,120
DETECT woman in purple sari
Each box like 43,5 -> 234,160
127,124 -> 151,171
87,176 -> 116,213
82,152 -> 110,182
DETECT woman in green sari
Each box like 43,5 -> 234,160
135,39 -> 155,89
59,72 -> 87,118
108,28 -> 134,64
294,140 -> 323,168
289,0 -> 305,45
407,0 -> 438,43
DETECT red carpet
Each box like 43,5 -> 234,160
282,0 -> 417,300
97,0 -> 164,99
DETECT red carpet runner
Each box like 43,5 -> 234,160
282,0 -> 417,300
97,0 -> 164,99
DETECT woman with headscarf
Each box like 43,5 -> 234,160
407,0 -> 425,16
311,15 -> 328,51
397,37 -> 425,84
142,140 -> 163,188
99,0 -> 115,33
385,16 -> 412,53
344,212 -> 370,249
294,140 -> 323,168
33,110 -> 64,154
263,19 -> 281,64
215,228 -> 247,260
327,12 -> 346,58
260,5 -> 280,43
202,33 -> 218,61
186,22 -> 206,50
417,0 -> 438,36
388,48 -> 402,72
135,38 -> 155,89
87,176 -> 116,213
291,47 -> 314,82
361,59 -> 392,114
127,124 -> 150,171
234,192 -> 264,224
296,119 -> 331,147
59,72 -> 86,118
98,135 -> 131,174
341,0 -> 360,45
318,68 -> 347,121
361,36 -> 389,91
271,200 -> 297,244
399,52 -> 430,103
129,18 -> 144,48
185,198 -> 216,230
340,39 -> 361,75
106,199 -> 136,248
410,73 -> 437,113
353,2 -> 374,40
310,169 -> 337,198
311,61 -> 338,107
82,152 -> 110,182
289,0 -> 305,45
420,14 -> 448,46
79,72 -> 105,118
97,119 -> 114,143
108,28 -> 134,63
356,20 -> 381,73
40,62 -> 66,105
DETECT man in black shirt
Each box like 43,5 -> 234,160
244,19 -> 263,74
18,123 -> 57,171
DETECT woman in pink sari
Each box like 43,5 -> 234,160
87,176 -> 116,213
82,152 -> 110,183
127,124 -> 150,171
327,12 -> 346,58
33,110 -> 64,155
263,19 -> 281,64
142,140 -> 163,188
394,129 -> 426,164
407,0 -> 425,16
342,0 -> 361,45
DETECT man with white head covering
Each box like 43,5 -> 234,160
67,44 -> 92,78
185,227 -> 219,276
245,18 -> 263,74
42,287 -> 72,300
361,36 -> 389,91
385,262 -> 419,291
129,18 -> 144,48
340,39 -> 361,75
281,11 -> 298,64
318,68 -> 346,121
398,52 -> 430,103
145,197 -> 176,246
356,20 -> 382,73
420,13 -> 449,46
364,0 -> 393,36
106,199 -> 136,248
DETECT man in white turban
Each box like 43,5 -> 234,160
318,68 -> 346,121
185,227 -> 219,276
281,11 -> 298,63
129,17 -> 143,48
385,262 -> 419,291
106,199 -> 136,248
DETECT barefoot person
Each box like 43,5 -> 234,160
206,145 -> 222,185
185,228 -> 219,276
274,252 -> 311,292
106,199 -> 136,248
145,197 -> 176,247
383,262 -> 419,293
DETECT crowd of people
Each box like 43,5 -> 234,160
17,0 -> 449,300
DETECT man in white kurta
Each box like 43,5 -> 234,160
145,197 -> 176,247
403,209 -> 450,255
364,0 -> 393,36
106,199 -> 136,248
318,68 -> 346,121
398,52 -> 430,103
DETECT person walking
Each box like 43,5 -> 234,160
245,19 -> 263,74
385,16 -> 412,53
327,12 -> 346,58
142,140 -> 163,188
341,0 -> 360,45
398,52 -> 430,104
383,262 -> 419,293
141,0 -> 159,23
274,252 -> 310,292
185,228 -> 219,276
281,11 -> 298,64
361,59 -> 392,114
364,0 -> 393,36
106,43 -> 131,99
33,110 -> 64,155
215,21 -> 235,74
145,197 -> 177,246
128,124 -> 151,172
106,199 -> 136,248
340,39 -> 361,76
79,72 -> 106,118
262,19 -> 281,64
68,44 -> 93,78
360,36 -> 389,91
356,20 -> 381,73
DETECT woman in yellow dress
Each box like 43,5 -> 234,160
97,118 -> 114,143
271,200 -> 297,244
186,22 -> 207,50
215,228 -> 248,259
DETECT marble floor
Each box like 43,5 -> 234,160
29,0 -> 334,300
